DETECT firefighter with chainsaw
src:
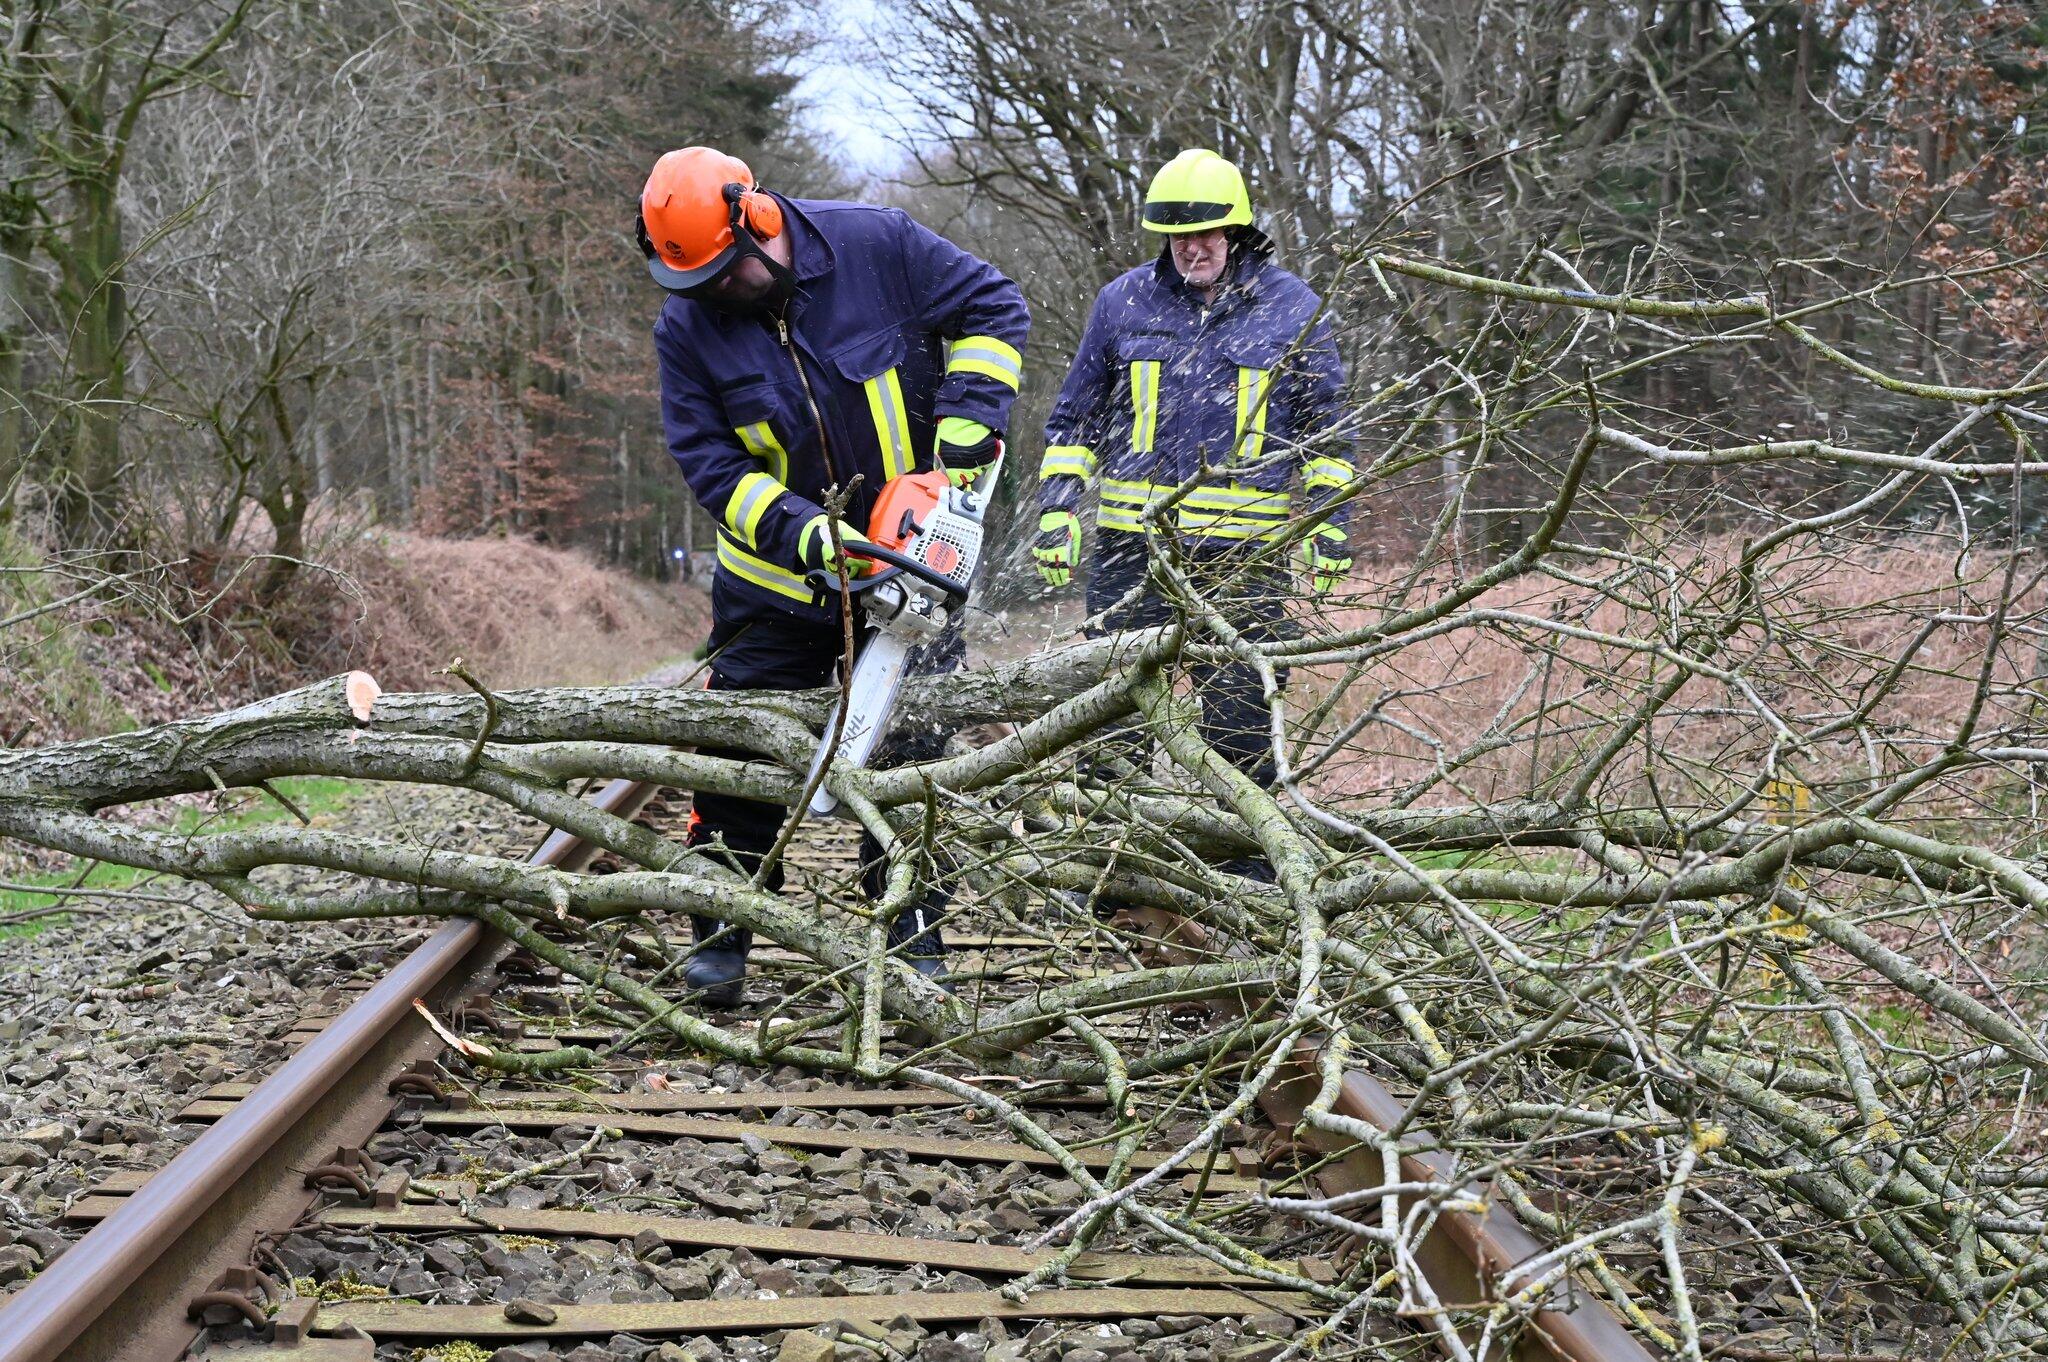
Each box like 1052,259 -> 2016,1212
641,146 -> 1029,1004
1033,149 -> 1353,788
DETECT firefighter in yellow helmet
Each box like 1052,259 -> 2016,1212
1033,149 -> 1355,784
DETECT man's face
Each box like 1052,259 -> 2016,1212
703,254 -> 777,308
1169,228 -> 1229,289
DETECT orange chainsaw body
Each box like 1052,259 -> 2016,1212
866,470 -> 968,578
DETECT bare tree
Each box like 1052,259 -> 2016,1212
8,234 -> 2048,1355
27,0 -> 256,535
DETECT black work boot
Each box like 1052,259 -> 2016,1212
684,916 -> 752,1008
1220,856 -> 1277,887
886,903 -> 948,985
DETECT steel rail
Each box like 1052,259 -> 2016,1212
1119,906 -> 1655,1362
1,769 -> 1653,1362
0,778 -> 650,1362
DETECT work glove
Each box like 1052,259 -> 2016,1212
799,513 -> 876,578
1300,525 -> 1351,596
1034,510 -> 1080,589
935,416 -> 1000,487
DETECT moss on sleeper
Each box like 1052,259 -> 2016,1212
291,1270 -> 388,1302
409,1344 -> 494,1362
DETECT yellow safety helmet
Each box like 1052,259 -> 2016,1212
1142,149 -> 1253,233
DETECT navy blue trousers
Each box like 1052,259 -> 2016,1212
1084,537 -> 1291,785
688,613 -> 951,948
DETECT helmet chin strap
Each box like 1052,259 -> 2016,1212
733,226 -> 798,312
703,191 -> 797,313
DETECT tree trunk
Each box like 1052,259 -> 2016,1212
312,411 -> 333,499
55,169 -> 125,537
255,373 -> 308,601
0,3 -> 45,523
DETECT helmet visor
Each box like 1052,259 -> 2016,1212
647,240 -> 742,295
1143,199 -> 1240,232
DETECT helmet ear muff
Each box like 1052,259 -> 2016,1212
634,211 -> 657,260
738,187 -> 782,240
722,180 -> 782,241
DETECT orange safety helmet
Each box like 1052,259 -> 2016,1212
637,147 -> 785,293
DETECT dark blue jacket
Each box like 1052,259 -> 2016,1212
655,196 -> 1029,623
1037,247 -> 1351,556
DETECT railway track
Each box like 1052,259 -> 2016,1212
0,777 -> 1654,1362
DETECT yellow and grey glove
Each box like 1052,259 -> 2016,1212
1033,511 -> 1079,589
1300,525 -> 1351,596
935,417 -> 1000,487
799,514 -> 876,578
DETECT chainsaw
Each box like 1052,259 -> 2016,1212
801,444 -> 1006,818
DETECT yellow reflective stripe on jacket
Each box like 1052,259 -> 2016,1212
723,470 -> 786,549
1233,367 -> 1270,462
862,369 -> 913,482
1304,456 -> 1353,491
716,531 -> 812,603
1039,444 -> 1096,481
1097,477 -> 1292,539
734,421 -> 789,486
1128,361 -> 1160,454
1100,477 -> 1165,507
1177,481 -> 1292,540
1098,476 -> 1162,534
948,335 -> 1023,391
1180,484 -> 1291,514
1177,519 -> 1289,541
1176,515 -> 1290,540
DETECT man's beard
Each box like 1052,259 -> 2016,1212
704,245 -> 797,315
707,271 -> 795,314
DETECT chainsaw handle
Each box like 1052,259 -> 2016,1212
804,542 -> 967,607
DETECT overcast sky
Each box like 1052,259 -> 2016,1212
793,3 -> 922,178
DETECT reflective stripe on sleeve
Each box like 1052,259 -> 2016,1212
1304,456 -> 1354,491
722,470 -> 787,549
734,421 -> 790,486
1300,522 -> 1351,571
1128,361 -> 1160,455
716,531 -> 813,603
863,368 -> 914,482
947,335 -> 1023,390
1039,444 -> 1097,481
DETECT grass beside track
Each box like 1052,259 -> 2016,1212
0,776 -> 362,942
